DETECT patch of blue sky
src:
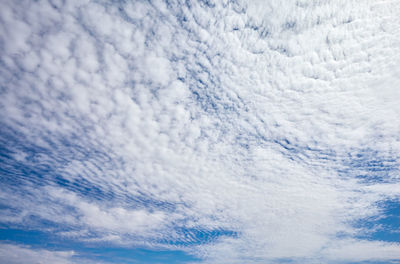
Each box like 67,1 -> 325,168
0,228 -> 200,264
354,199 -> 400,243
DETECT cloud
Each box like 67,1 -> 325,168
0,0 -> 399,263
0,243 -> 75,264
322,239 -> 400,263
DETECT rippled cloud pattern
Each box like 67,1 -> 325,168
1,0 -> 400,263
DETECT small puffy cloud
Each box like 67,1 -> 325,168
143,54 -> 174,86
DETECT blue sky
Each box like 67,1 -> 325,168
0,228 -> 200,264
0,0 -> 400,263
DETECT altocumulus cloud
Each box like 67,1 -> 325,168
0,0 -> 400,263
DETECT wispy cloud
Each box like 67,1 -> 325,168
0,0 -> 399,263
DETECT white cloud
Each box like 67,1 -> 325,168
322,239 -> 400,262
0,0 -> 400,263
0,243 -> 75,264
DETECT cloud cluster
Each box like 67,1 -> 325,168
1,0 -> 400,263
0,243 -> 76,264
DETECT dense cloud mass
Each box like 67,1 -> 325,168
0,0 -> 400,263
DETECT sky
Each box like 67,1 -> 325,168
0,0 -> 399,263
